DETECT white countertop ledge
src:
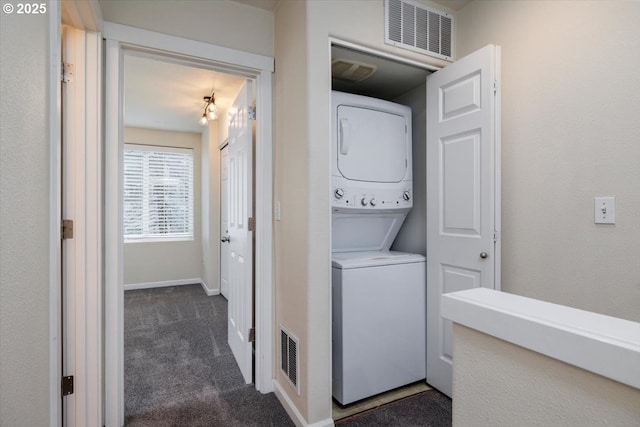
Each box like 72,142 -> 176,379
441,288 -> 640,390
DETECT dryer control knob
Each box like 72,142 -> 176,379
403,191 -> 411,201
369,198 -> 377,207
334,188 -> 345,199
361,197 -> 369,206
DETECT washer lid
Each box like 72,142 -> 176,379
331,250 -> 426,269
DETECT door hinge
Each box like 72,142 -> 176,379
249,328 -> 256,343
61,375 -> 74,396
248,217 -> 256,231
62,219 -> 74,240
248,106 -> 256,120
493,231 -> 498,243
493,80 -> 498,95
61,62 -> 74,83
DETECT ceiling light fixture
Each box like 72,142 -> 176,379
199,92 -> 218,125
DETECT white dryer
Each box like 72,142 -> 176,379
331,91 -> 413,253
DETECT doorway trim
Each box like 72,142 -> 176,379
104,22 -> 274,426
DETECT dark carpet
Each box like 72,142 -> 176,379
124,284 -> 294,427
336,390 -> 452,427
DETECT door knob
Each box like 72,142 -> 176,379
221,235 -> 230,243
480,252 -> 488,259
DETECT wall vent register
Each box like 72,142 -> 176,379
385,0 -> 454,62
280,327 -> 300,394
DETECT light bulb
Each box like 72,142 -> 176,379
207,102 -> 217,113
199,114 -> 208,126
207,110 -> 218,120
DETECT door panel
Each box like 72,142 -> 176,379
426,45 -> 500,397
227,80 -> 254,384
441,130 -> 481,235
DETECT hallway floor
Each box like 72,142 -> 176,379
124,284 -> 293,426
124,284 -> 451,426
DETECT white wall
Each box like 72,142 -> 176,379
99,0 -> 274,57
123,127 -> 204,285
392,83 -> 427,256
456,0 -> 640,321
452,324 -> 640,426
274,0 -> 311,419
201,121 -> 222,294
0,8 -> 51,426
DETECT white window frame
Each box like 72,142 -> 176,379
123,144 -> 194,243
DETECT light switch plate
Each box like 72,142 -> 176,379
274,201 -> 281,221
594,197 -> 615,224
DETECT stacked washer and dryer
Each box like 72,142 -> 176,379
331,91 -> 426,405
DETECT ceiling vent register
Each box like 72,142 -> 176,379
384,0 -> 454,62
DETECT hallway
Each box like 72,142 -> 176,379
124,284 -> 292,426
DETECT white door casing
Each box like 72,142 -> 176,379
227,81 -> 254,384
104,23 -> 274,426
61,25 -> 103,427
426,44 -> 501,397
220,144 -> 230,299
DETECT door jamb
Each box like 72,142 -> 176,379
104,22 -> 274,426
51,2 -> 104,426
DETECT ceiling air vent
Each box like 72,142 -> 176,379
332,59 -> 378,82
385,0 -> 454,62
280,326 -> 300,394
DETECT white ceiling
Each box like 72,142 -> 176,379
332,45 -> 431,100
123,53 -> 246,133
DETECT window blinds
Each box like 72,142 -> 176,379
123,144 -> 194,242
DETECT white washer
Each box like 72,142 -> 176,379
332,251 -> 426,405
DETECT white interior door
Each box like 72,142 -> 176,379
426,45 -> 501,397
220,144 -> 230,299
227,80 -> 254,384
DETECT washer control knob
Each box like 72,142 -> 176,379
361,197 -> 369,206
334,188 -> 345,199
369,198 -> 377,207
403,191 -> 411,201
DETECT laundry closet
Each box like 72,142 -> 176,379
330,43 -> 431,406
329,40 -> 501,404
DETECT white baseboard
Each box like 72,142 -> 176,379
273,380 -> 334,427
124,278 -> 221,297
200,281 -> 220,296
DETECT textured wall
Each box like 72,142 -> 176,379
392,83 -> 427,256
452,324 -> 640,426
99,0 -> 274,57
456,0 -> 640,321
123,127 -> 203,285
0,7 -> 51,426
201,121 -> 221,294
274,0 -> 311,419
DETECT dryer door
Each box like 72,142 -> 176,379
337,106 -> 408,183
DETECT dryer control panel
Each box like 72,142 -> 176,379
332,185 -> 412,211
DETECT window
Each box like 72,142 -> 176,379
123,144 -> 194,242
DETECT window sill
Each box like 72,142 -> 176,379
124,237 -> 194,244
